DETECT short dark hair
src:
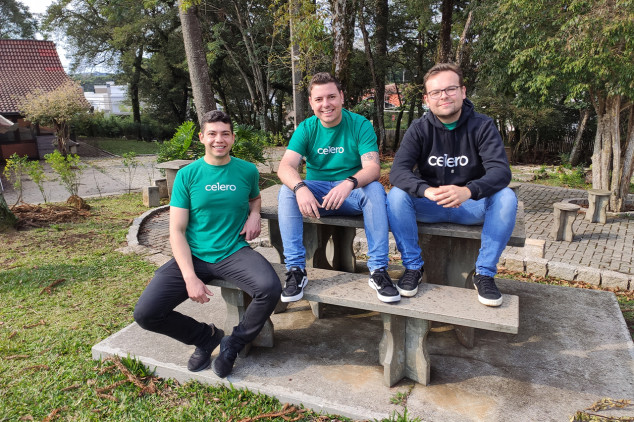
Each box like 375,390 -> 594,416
200,110 -> 233,133
423,63 -> 464,92
308,72 -> 342,96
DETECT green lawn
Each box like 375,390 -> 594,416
79,137 -> 161,156
0,194 -> 412,421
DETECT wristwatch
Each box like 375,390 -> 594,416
346,176 -> 358,189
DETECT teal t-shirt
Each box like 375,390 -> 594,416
442,121 -> 458,130
170,157 -> 260,264
288,109 -> 378,181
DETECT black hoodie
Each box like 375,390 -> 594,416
389,99 -> 511,201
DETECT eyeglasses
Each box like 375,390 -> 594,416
426,86 -> 462,100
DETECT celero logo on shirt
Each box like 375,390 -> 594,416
317,146 -> 345,155
428,154 -> 469,168
205,183 -> 237,192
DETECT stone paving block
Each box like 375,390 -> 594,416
502,253 -> 525,273
600,270 -> 630,289
576,267 -> 602,286
547,261 -> 578,281
153,178 -> 169,199
524,238 -> 545,258
526,258 -> 548,277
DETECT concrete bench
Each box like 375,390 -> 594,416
156,159 -> 194,198
208,263 -> 519,387
586,189 -> 611,224
551,202 -> 580,242
260,185 -> 525,347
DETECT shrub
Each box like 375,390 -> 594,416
156,121 -> 203,164
3,153 -> 29,205
44,150 -> 85,198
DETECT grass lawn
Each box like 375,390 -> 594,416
0,194 -> 361,422
79,137 -> 161,156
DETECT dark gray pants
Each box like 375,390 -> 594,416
133,247 -> 281,350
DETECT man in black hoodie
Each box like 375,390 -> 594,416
387,63 -> 517,307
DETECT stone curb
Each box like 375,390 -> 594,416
126,207 -> 632,291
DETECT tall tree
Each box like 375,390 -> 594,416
0,0 -> 38,39
436,0 -> 453,63
358,0 -> 388,152
330,0 -> 357,97
178,0 -> 216,124
480,0 -> 634,211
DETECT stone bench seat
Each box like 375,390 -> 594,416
209,263 -> 519,387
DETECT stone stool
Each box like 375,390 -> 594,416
508,182 -> 521,198
585,189 -> 611,224
551,202 -> 580,242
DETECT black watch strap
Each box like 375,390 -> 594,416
346,176 -> 358,189
293,181 -> 307,193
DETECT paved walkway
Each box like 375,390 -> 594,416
135,182 -> 634,289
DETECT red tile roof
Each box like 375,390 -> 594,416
0,39 -> 73,115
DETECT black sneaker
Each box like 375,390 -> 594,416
187,324 -> 224,372
280,266 -> 308,303
212,336 -> 239,378
397,268 -> 423,297
368,268 -> 400,303
473,274 -> 503,307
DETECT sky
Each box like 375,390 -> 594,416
21,0 -> 71,71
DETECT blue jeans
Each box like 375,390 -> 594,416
386,187 -> 517,277
278,180 -> 389,272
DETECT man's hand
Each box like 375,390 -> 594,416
424,185 -> 471,208
296,186 -> 323,218
240,213 -> 261,241
321,180 -> 354,210
185,276 -> 213,304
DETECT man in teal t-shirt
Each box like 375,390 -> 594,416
134,111 -> 281,378
277,72 -> 398,304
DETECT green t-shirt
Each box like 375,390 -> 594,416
170,157 -> 260,264
288,109 -> 378,181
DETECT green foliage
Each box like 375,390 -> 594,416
44,150 -> 85,198
18,80 -> 90,154
352,99 -> 375,122
156,121 -> 203,164
377,409 -> 421,422
557,166 -> 587,189
25,160 -> 48,203
232,124 -> 270,164
3,153 -> 29,204
0,0 -> 38,39
72,112 -> 174,141
121,152 -> 139,194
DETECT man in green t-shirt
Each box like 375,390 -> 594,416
134,111 -> 281,378
277,72 -> 399,303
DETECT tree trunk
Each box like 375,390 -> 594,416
290,0 -> 306,128
178,1 -> 217,126
331,0 -> 356,97
130,46 -> 143,140
569,107 -> 590,167
0,192 -> 17,232
437,0 -> 454,63
358,0 -> 388,152
455,10 -> 472,66
591,94 -> 621,210
617,104 -> 634,212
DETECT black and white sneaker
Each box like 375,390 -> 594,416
397,267 -> 423,297
368,268 -> 400,303
473,274 -> 503,307
280,266 -> 308,302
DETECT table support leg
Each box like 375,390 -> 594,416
419,234 -> 478,348
379,314 -> 430,387
219,287 -> 274,357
